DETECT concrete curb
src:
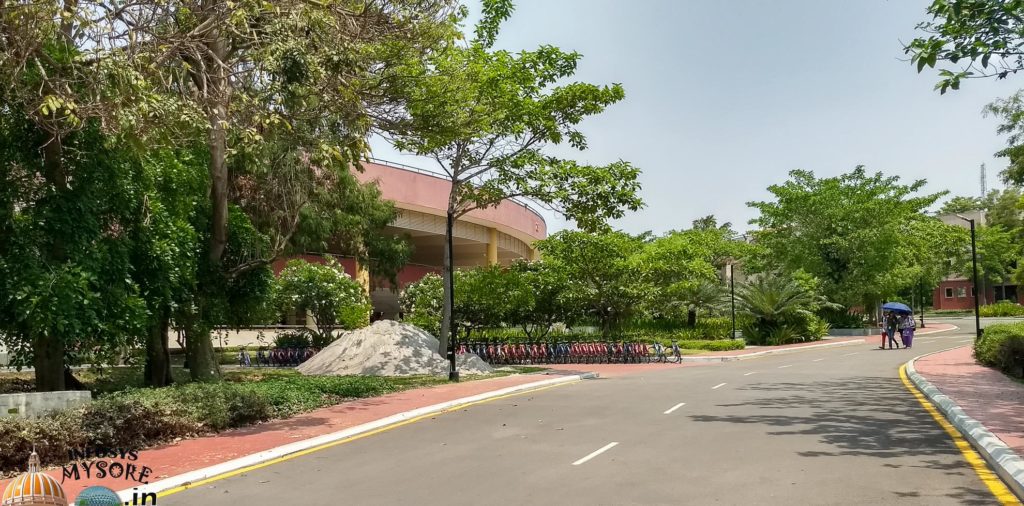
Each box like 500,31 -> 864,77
681,339 -> 866,363
905,350 -> 1024,501
114,372 -> 598,501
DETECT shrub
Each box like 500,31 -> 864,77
975,323 -> 1024,377
676,339 -> 746,351
275,258 -> 372,346
979,301 -> 1024,317
273,329 -> 315,349
0,371 -> 451,475
400,273 -> 443,336
737,276 -> 837,345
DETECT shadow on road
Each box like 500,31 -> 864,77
688,376 -> 996,505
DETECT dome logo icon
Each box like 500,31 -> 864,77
73,487 -> 120,506
1,450 -> 69,506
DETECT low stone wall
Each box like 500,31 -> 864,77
0,391 -> 92,419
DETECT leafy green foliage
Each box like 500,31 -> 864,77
906,0 -> 1024,93
749,167 -> 953,310
537,231 -> 647,337
975,322 -> 1024,377
0,369 -> 451,474
384,0 -> 643,355
979,301 -> 1024,317
0,120 -> 153,374
503,260 -> 577,338
737,275 -> 838,345
274,259 -> 372,347
399,273 -> 444,336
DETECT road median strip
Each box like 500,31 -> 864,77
903,351 -> 1024,504
123,371 -> 598,502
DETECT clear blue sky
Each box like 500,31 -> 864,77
369,0 -> 1023,235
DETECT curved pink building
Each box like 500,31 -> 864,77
275,159 -> 547,318
356,159 -> 546,266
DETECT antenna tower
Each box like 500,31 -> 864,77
980,163 -> 988,197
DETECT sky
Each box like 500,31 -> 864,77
368,0 -> 1024,235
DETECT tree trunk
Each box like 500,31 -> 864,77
144,308 -> 173,387
35,136 -> 68,392
207,102 -> 229,265
33,334 -> 66,392
185,324 -> 220,382
439,209 -> 456,375
687,308 -> 697,328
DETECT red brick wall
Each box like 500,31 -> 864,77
932,279 -> 1012,310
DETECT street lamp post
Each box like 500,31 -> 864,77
956,215 -> 982,339
729,263 -> 737,340
919,280 -> 926,329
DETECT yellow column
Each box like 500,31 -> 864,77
354,258 -> 371,295
487,228 -> 499,265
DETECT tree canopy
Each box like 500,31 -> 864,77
382,0 -> 643,357
907,0 -> 1024,92
749,167 -> 952,309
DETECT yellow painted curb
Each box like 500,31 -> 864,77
899,364 -> 1021,505
156,379 -> 579,499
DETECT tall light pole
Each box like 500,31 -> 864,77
956,215 -> 982,339
729,263 -> 737,340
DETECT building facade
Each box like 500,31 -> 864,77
931,210 -> 1023,310
274,159 -> 548,319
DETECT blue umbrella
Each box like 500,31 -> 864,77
882,302 -> 912,314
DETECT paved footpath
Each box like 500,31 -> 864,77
914,345 -> 1024,461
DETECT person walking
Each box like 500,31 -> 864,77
900,313 -> 916,349
884,311 -> 900,349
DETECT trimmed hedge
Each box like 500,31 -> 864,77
979,301 -> 1024,317
975,323 -> 1024,378
0,371 -> 445,475
676,339 -> 746,352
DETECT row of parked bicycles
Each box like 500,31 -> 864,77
457,341 -> 685,365
235,341 -> 687,368
237,347 -> 319,367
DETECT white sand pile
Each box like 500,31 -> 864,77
297,320 -> 494,377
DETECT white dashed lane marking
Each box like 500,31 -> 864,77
663,403 -> 686,415
573,442 -> 619,466
712,382 -> 727,390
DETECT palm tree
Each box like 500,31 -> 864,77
737,276 -> 839,343
674,280 -> 728,328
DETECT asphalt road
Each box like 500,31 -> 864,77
161,323 -> 1005,505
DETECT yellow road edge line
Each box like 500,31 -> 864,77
156,379 -> 581,499
899,364 -> 1021,505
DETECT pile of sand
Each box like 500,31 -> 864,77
296,320 -> 494,377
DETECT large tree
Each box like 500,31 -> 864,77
749,167 -> 947,310
130,0 -> 456,380
535,231 -> 647,338
382,0 -> 643,367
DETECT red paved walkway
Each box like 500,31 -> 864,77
915,345 -> 1024,456
0,372 -> 574,500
